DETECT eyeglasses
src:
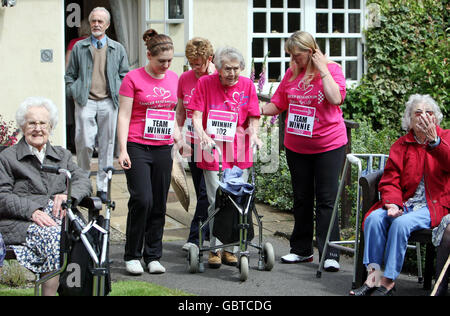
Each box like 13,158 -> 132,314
222,66 -> 241,75
414,110 -> 434,117
26,121 -> 49,130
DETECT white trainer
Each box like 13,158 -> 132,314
324,259 -> 340,272
125,260 -> 144,275
148,261 -> 166,274
281,253 -> 313,263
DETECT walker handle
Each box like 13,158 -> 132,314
41,164 -> 61,174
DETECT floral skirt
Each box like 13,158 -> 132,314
433,214 -> 450,247
11,200 -> 84,274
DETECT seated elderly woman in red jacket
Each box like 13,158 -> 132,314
350,94 -> 449,296
0,97 -> 92,296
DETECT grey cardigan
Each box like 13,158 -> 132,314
0,138 -> 92,244
65,36 -> 129,108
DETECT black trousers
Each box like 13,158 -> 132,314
286,145 -> 346,261
187,143 -> 210,244
124,142 -> 173,264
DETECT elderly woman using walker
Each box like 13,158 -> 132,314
187,46 -> 262,269
0,97 -> 92,296
350,94 -> 450,296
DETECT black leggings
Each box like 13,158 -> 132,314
124,142 -> 173,264
286,145 -> 346,261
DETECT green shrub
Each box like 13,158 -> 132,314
0,260 -> 30,288
255,149 -> 293,212
343,0 -> 449,130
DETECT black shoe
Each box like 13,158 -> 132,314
349,284 -> 378,296
96,191 -> 107,203
372,285 -> 395,296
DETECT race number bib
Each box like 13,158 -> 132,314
143,109 -> 175,141
206,110 -> 238,142
286,104 -> 316,138
185,109 -> 197,141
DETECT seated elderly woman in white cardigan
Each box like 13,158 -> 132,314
0,97 -> 92,296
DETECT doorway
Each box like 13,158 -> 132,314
64,0 -> 117,152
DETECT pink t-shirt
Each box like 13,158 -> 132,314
119,67 -> 178,146
271,63 -> 347,154
178,70 -> 200,144
187,73 -> 260,171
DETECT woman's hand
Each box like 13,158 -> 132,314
32,210 -> 57,227
311,50 -> 343,105
385,203 -> 403,218
418,112 -> 438,143
200,134 -> 216,151
250,134 -> 263,151
118,151 -> 131,170
311,49 -> 329,75
52,194 -> 67,219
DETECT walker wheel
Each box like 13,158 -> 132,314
187,245 -> 199,273
263,242 -> 275,271
239,255 -> 249,282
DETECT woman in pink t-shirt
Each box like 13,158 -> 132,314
117,29 -> 180,276
188,46 -> 262,268
176,37 -> 215,252
261,31 -> 347,271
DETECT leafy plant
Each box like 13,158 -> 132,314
0,115 -> 20,146
0,260 -> 30,288
343,0 -> 449,130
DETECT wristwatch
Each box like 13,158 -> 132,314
429,136 -> 439,145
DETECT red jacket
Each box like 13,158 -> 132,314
364,126 -> 450,228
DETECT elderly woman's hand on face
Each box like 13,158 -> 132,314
411,103 -> 438,144
417,112 -> 438,143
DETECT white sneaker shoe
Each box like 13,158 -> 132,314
182,242 -> 196,252
324,259 -> 340,272
125,260 -> 144,275
281,253 -> 313,263
148,260 -> 166,274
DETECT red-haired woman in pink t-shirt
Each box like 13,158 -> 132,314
261,31 -> 347,272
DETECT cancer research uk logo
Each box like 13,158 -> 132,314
223,91 -> 249,112
147,87 -> 172,100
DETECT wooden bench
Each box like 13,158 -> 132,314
355,170 -> 436,290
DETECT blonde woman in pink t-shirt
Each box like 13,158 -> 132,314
261,31 -> 347,272
117,29 -> 183,276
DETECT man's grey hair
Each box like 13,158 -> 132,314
401,94 -> 443,131
213,47 -> 245,71
88,7 -> 111,24
16,97 -> 58,132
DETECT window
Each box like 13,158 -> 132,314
250,0 -> 365,90
142,0 -> 192,73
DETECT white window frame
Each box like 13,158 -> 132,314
249,0 -> 366,92
139,0 -> 193,66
